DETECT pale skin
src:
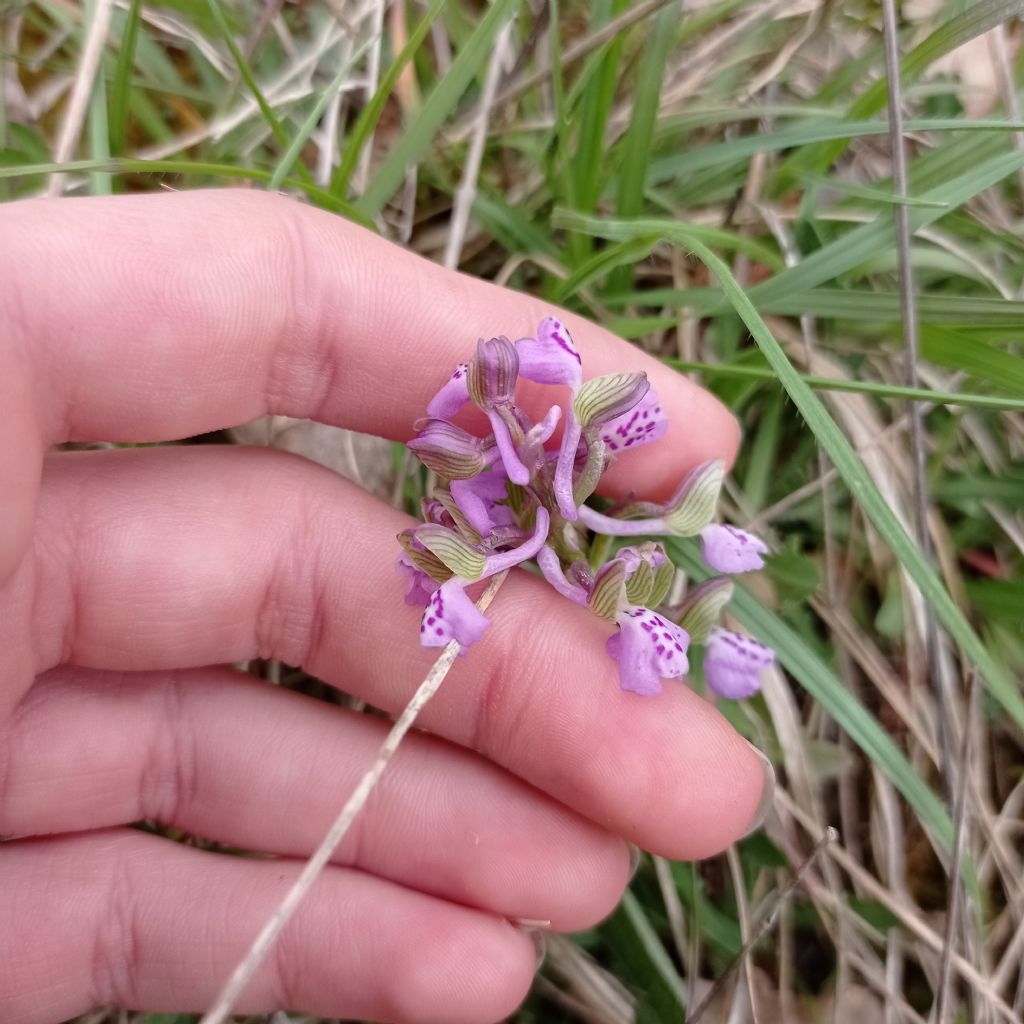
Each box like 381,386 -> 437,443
0,190 -> 766,1024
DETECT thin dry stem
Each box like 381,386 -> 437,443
198,572 -> 509,1024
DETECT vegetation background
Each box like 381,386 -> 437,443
4,0 -> 1024,1021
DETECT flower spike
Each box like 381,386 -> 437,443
400,318 -> 774,703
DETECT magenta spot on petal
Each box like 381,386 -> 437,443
656,645 -> 665,655
427,617 -> 435,625
435,627 -> 444,636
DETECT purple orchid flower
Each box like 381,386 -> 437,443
700,524 -> 768,573
426,362 -> 470,420
704,628 -> 774,699
516,316 -> 582,388
607,608 -> 690,696
407,418 -> 497,480
401,318 -> 776,703
420,578 -> 491,648
600,389 -> 668,453
396,553 -> 439,607
450,472 -> 516,536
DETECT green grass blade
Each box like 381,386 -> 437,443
921,327 -> 1024,396
581,150 -> 1024,309
109,0 -> 143,157
269,36 -> 374,192
566,0 -> 629,264
358,0 -> 521,216
664,358 -> 1024,412
740,148 -> 1024,304
206,0 -> 315,189
0,157 -> 373,225
774,0 -> 1024,185
648,118 -> 1024,187
610,287 -> 1024,327
85,0 -> 112,196
558,212 -> 1024,733
608,3 -> 677,295
604,890 -> 687,1022
329,0 -> 448,199
666,540 -> 961,868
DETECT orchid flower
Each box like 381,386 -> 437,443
399,317 -> 776,702
704,628 -> 775,699
700,524 -> 768,573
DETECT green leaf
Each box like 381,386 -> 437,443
921,327 -> 1024,397
109,0 -> 143,157
0,158 -> 373,226
667,539 -> 966,880
572,216 -> 1024,738
269,36 -> 374,191
647,118 -> 1024,185
604,891 -> 687,1022
608,2 -> 677,294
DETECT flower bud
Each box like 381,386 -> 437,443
674,577 -> 734,644
467,336 -> 519,410
415,525 -> 486,581
397,529 -> 454,584
663,459 -> 725,536
407,419 -> 493,480
648,558 -> 676,608
588,560 -> 627,621
572,372 -> 649,429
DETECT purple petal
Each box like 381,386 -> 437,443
553,413 -> 583,520
536,546 -> 589,605
487,410 -> 530,485
395,553 -> 439,607
704,628 -> 774,699
426,363 -> 470,420
516,316 -> 583,388
483,507 -> 550,575
420,579 -> 490,649
608,607 -> 690,696
700,524 -> 768,573
451,472 -> 515,536
600,389 -> 667,454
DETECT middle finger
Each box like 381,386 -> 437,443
2,665 -> 629,931
30,445 -> 766,859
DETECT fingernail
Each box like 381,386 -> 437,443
627,842 -> 643,882
743,745 -> 776,837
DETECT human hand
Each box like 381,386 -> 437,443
0,190 -> 770,1024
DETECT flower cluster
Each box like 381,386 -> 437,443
396,318 -> 776,699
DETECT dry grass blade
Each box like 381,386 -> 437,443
198,572 -> 510,1024
46,0 -> 113,196
443,19 -> 514,269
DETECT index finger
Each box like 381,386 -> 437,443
0,189 -> 739,581
2,189 -> 737,467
